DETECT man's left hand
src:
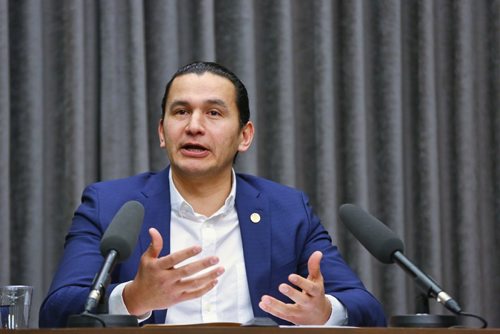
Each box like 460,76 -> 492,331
258,251 -> 332,325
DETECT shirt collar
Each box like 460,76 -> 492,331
169,169 -> 237,219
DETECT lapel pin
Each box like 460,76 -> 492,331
250,213 -> 261,224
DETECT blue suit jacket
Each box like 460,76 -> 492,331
39,168 -> 386,327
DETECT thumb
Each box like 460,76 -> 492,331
146,227 -> 163,258
307,251 -> 323,281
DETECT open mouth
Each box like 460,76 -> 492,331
182,144 -> 207,152
180,143 -> 209,157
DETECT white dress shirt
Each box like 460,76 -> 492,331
165,169 -> 254,323
109,169 -> 347,325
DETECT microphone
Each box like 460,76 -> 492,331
84,200 -> 144,313
338,203 -> 462,314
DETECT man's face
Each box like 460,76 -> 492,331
158,72 -> 254,179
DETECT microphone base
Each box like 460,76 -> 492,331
67,313 -> 139,328
390,314 -> 459,328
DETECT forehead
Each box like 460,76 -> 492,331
166,72 -> 237,106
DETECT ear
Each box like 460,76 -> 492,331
158,119 -> 166,148
237,121 -> 255,153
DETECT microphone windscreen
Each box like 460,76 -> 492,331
339,203 -> 404,264
99,200 -> 144,262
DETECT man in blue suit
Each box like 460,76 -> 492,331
40,61 -> 386,327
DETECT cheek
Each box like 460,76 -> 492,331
162,129 -> 178,151
163,123 -> 181,141
218,133 -> 243,153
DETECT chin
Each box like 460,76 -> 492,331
172,162 -> 213,176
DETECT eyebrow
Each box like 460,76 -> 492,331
168,98 -> 229,110
168,100 -> 189,110
205,99 -> 228,109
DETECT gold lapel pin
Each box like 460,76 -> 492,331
250,213 -> 261,224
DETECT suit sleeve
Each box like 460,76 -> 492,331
39,185 -> 119,328
298,193 -> 387,327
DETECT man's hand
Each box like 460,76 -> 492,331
258,251 -> 332,325
123,227 -> 224,316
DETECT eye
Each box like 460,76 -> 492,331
207,109 -> 222,117
173,109 -> 188,116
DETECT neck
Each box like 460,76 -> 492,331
171,168 -> 233,217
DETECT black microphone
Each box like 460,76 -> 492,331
338,203 -> 462,314
84,200 -> 144,313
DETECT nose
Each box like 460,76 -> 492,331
185,110 -> 205,135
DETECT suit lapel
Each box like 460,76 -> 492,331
235,176 -> 271,317
139,167 -> 171,322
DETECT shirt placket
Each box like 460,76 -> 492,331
201,219 -> 217,322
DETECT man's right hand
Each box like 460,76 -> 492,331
123,227 -> 224,316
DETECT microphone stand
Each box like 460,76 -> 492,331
67,251 -> 138,328
389,292 -> 459,328
388,251 -> 460,328
67,287 -> 138,327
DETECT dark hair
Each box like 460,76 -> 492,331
160,61 -> 250,127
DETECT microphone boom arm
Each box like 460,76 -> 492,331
392,251 -> 461,314
84,249 -> 118,313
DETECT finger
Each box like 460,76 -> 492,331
288,274 -> 322,297
175,279 -> 219,304
145,228 -> 163,258
178,266 -> 225,290
157,245 -> 203,269
307,251 -> 323,280
259,295 -> 297,324
173,256 -> 221,280
278,283 -> 309,305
